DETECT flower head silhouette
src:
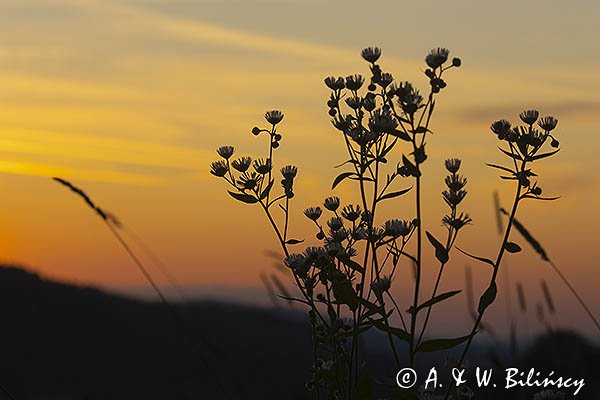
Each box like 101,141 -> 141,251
425,47 -> 449,69
210,160 -> 228,177
216,145 -> 234,159
231,156 -> 252,172
519,109 -> 539,125
361,46 -> 381,63
265,110 -> 284,125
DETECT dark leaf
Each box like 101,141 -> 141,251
227,190 -> 259,204
426,231 -> 449,264
504,242 -> 522,253
339,257 -> 365,273
333,159 -> 359,168
391,129 -> 411,142
521,195 -> 561,201
332,171 -> 356,189
486,163 -> 515,174
358,298 -> 385,317
530,149 -> 560,161
378,187 -> 412,202
413,290 -> 461,313
478,282 -> 497,314
416,334 -> 473,353
285,239 -> 304,245
372,321 -> 411,343
457,247 -> 495,268
412,126 -> 429,134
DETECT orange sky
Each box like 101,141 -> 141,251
0,0 -> 599,336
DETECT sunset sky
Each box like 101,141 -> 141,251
0,0 -> 599,336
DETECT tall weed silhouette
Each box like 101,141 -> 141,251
212,47 -> 572,399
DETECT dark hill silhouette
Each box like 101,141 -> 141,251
0,265 -> 312,399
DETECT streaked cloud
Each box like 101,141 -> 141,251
0,128 -> 214,170
452,100 -> 600,125
0,159 -> 159,185
63,0 -> 359,62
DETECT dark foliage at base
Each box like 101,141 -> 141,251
0,265 -> 596,399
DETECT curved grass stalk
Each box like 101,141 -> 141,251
52,178 -> 234,400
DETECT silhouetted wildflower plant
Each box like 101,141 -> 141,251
212,47 -> 563,399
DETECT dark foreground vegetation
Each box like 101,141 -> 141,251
0,265 -> 596,399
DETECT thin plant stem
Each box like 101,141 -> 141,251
548,260 -> 600,331
417,228 -> 458,345
257,200 -> 331,336
368,135 -> 401,369
387,291 -> 408,332
105,222 -> 234,399
283,197 -> 290,242
371,240 -> 401,368
409,168 -> 422,367
106,222 -> 173,314
443,170 -> 523,400
349,135 -> 376,395
121,225 -> 188,302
